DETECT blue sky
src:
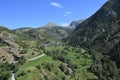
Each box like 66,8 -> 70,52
0,0 -> 108,29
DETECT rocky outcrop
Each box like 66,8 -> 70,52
0,31 -> 20,63
69,20 -> 84,28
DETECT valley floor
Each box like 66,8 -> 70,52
14,45 -> 98,80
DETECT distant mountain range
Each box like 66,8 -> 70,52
0,19 -> 85,62
41,22 -> 58,28
15,23 -> 74,41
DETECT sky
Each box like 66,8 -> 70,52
0,0 -> 108,29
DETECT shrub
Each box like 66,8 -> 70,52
19,50 -> 27,54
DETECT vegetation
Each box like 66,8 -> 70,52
0,62 -> 12,80
90,50 -> 120,80
64,0 -> 120,80
15,46 -> 97,80
0,0 -> 120,80
19,50 -> 27,54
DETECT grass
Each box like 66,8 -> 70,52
16,55 -> 51,72
25,48 -> 43,59
16,55 -> 52,80
16,55 -> 65,80
45,46 -> 98,80
15,46 -> 98,80
16,70 -> 41,80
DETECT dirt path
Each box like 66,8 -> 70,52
27,54 -> 45,61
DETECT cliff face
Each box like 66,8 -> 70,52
0,28 -> 20,63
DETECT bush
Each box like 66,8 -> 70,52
20,71 -> 27,76
19,50 -> 27,54
0,63 -> 12,80
18,56 -> 26,65
36,65 -> 42,70
32,52 -> 35,55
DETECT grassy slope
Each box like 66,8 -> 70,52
16,55 -> 53,80
15,46 -> 97,80
46,46 -> 97,80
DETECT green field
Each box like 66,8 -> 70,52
15,46 -> 98,80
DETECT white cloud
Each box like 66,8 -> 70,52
61,23 -> 69,27
64,14 -> 68,16
65,12 -> 72,15
64,11 -> 72,16
51,2 -> 63,8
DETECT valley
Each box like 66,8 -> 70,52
0,27 -> 97,80
15,46 -> 97,80
0,25 -> 97,80
0,0 -> 120,80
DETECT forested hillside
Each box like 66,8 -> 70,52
65,0 -> 120,79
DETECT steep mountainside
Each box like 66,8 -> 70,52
65,0 -> 120,54
65,0 -> 120,79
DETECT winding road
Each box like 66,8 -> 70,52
28,54 -> 45,61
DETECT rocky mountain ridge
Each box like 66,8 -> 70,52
69,20 -> 84,28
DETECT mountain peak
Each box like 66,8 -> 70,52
42,22 -> 58,28
69,20 -> 84,28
